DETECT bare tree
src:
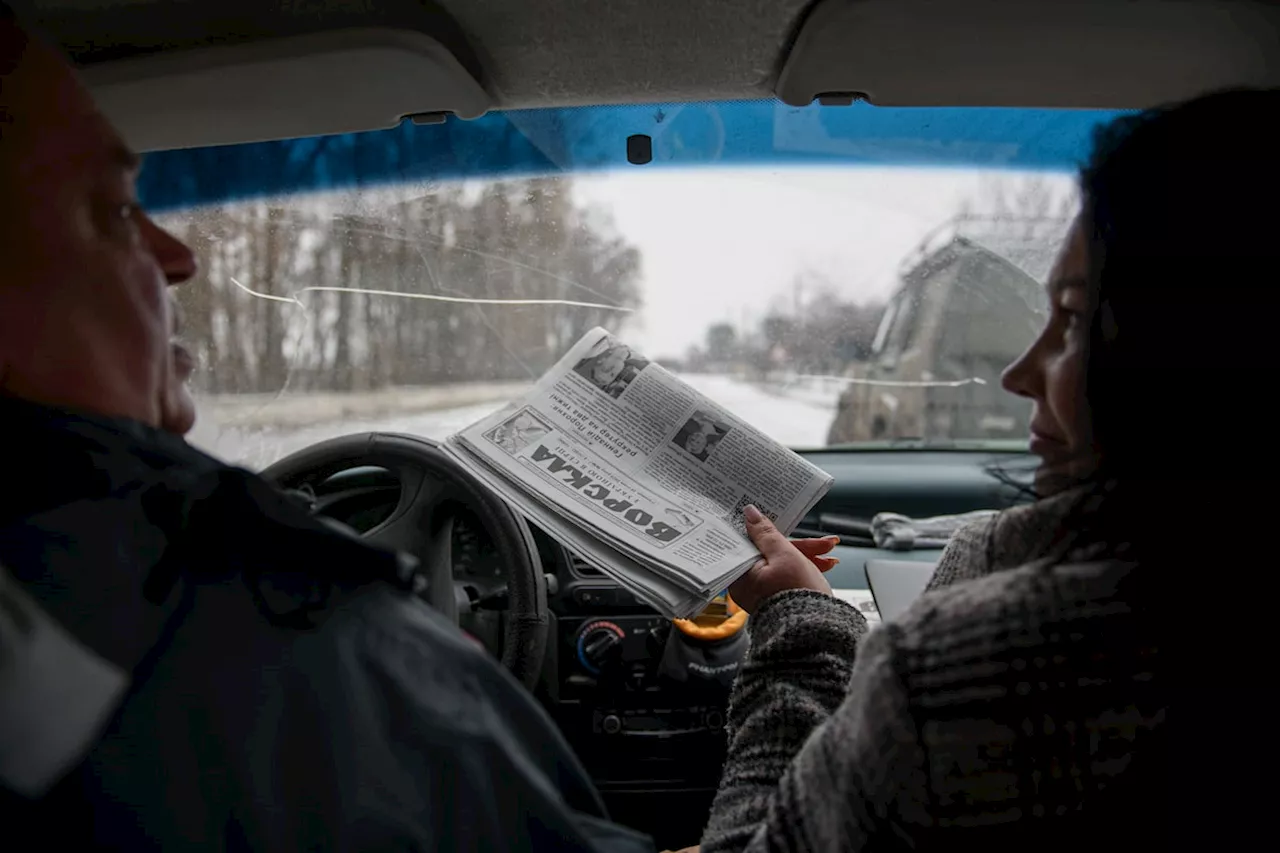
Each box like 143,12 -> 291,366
163,175 -> 642,395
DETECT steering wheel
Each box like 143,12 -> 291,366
261,432 -> 548,688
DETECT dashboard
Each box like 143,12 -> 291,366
309,449 -> 1032,847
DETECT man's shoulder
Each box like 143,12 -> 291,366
329,583 -> 481,659
288,584 -> 505,712
171,577 -> 510,738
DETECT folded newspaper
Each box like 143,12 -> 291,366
444,328 -> 835,619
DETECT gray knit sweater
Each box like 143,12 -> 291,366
701,501 -> 1164,851
925,489 -> 1078,592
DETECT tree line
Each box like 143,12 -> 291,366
161,177 -> 642,395
680,271 -> 885,377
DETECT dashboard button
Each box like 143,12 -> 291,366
646,622 -> 671,657
601,714 -> 622,735
574,588 -> 603,606
626,663 -> 648,690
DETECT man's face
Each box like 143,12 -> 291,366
0,24 -> 196,429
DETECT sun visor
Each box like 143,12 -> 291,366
777,0 -> 1280,109
82,28 -> 492,151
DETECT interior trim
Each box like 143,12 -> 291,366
83,27 -> 492,151
778,0 -> 1280,109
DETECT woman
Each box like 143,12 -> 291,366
701,89 -> 1279,851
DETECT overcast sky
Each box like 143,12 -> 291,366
575,165 -> 1076,359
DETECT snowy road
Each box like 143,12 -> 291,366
679,374 -> 838,447
191,373 -> 840,470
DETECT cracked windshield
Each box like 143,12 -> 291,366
156,107 -> 1083,470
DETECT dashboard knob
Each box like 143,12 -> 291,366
646,622 -> 671,658
577,620 -> 626,674
601,714 -> 622,735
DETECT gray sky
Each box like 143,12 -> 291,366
575,166 -> 1075,359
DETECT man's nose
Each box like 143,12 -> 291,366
142,216 -> 197,285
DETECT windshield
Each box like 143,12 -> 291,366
151,101 -> 1117,469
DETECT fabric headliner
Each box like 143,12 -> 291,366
27,0 -> 813,109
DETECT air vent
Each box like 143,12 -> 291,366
569,553 -> 603,577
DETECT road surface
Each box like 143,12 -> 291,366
191,373 -> 840,471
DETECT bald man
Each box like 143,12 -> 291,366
0,13 -> 652,851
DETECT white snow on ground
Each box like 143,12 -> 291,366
191,373 -> 841,471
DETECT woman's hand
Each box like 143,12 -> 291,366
729,505 -> 840,613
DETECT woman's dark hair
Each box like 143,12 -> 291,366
1058,88 -> 1280,565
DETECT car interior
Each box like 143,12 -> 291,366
22,0 -> 1280,846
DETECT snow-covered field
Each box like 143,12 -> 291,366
189,373 -> 841,470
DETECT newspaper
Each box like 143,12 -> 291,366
445,328 -> 835,618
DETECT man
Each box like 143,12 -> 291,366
0,14 -> 657,850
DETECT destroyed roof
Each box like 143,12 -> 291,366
899,215 -> 1071,284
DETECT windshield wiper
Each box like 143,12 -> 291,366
825,437 -> 1032,451
888,436 -> 952,449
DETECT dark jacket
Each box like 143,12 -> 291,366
0,397 -> 651,852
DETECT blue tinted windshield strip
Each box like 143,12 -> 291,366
138,100 -> 1128,211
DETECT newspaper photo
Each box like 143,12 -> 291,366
446,327 -> 835,618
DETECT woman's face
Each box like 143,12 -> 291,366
685,431 -> 708,456
592,348 -> 627,385
1001,218 -> 1097,493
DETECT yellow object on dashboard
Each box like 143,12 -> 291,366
672,592 -> 747,641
